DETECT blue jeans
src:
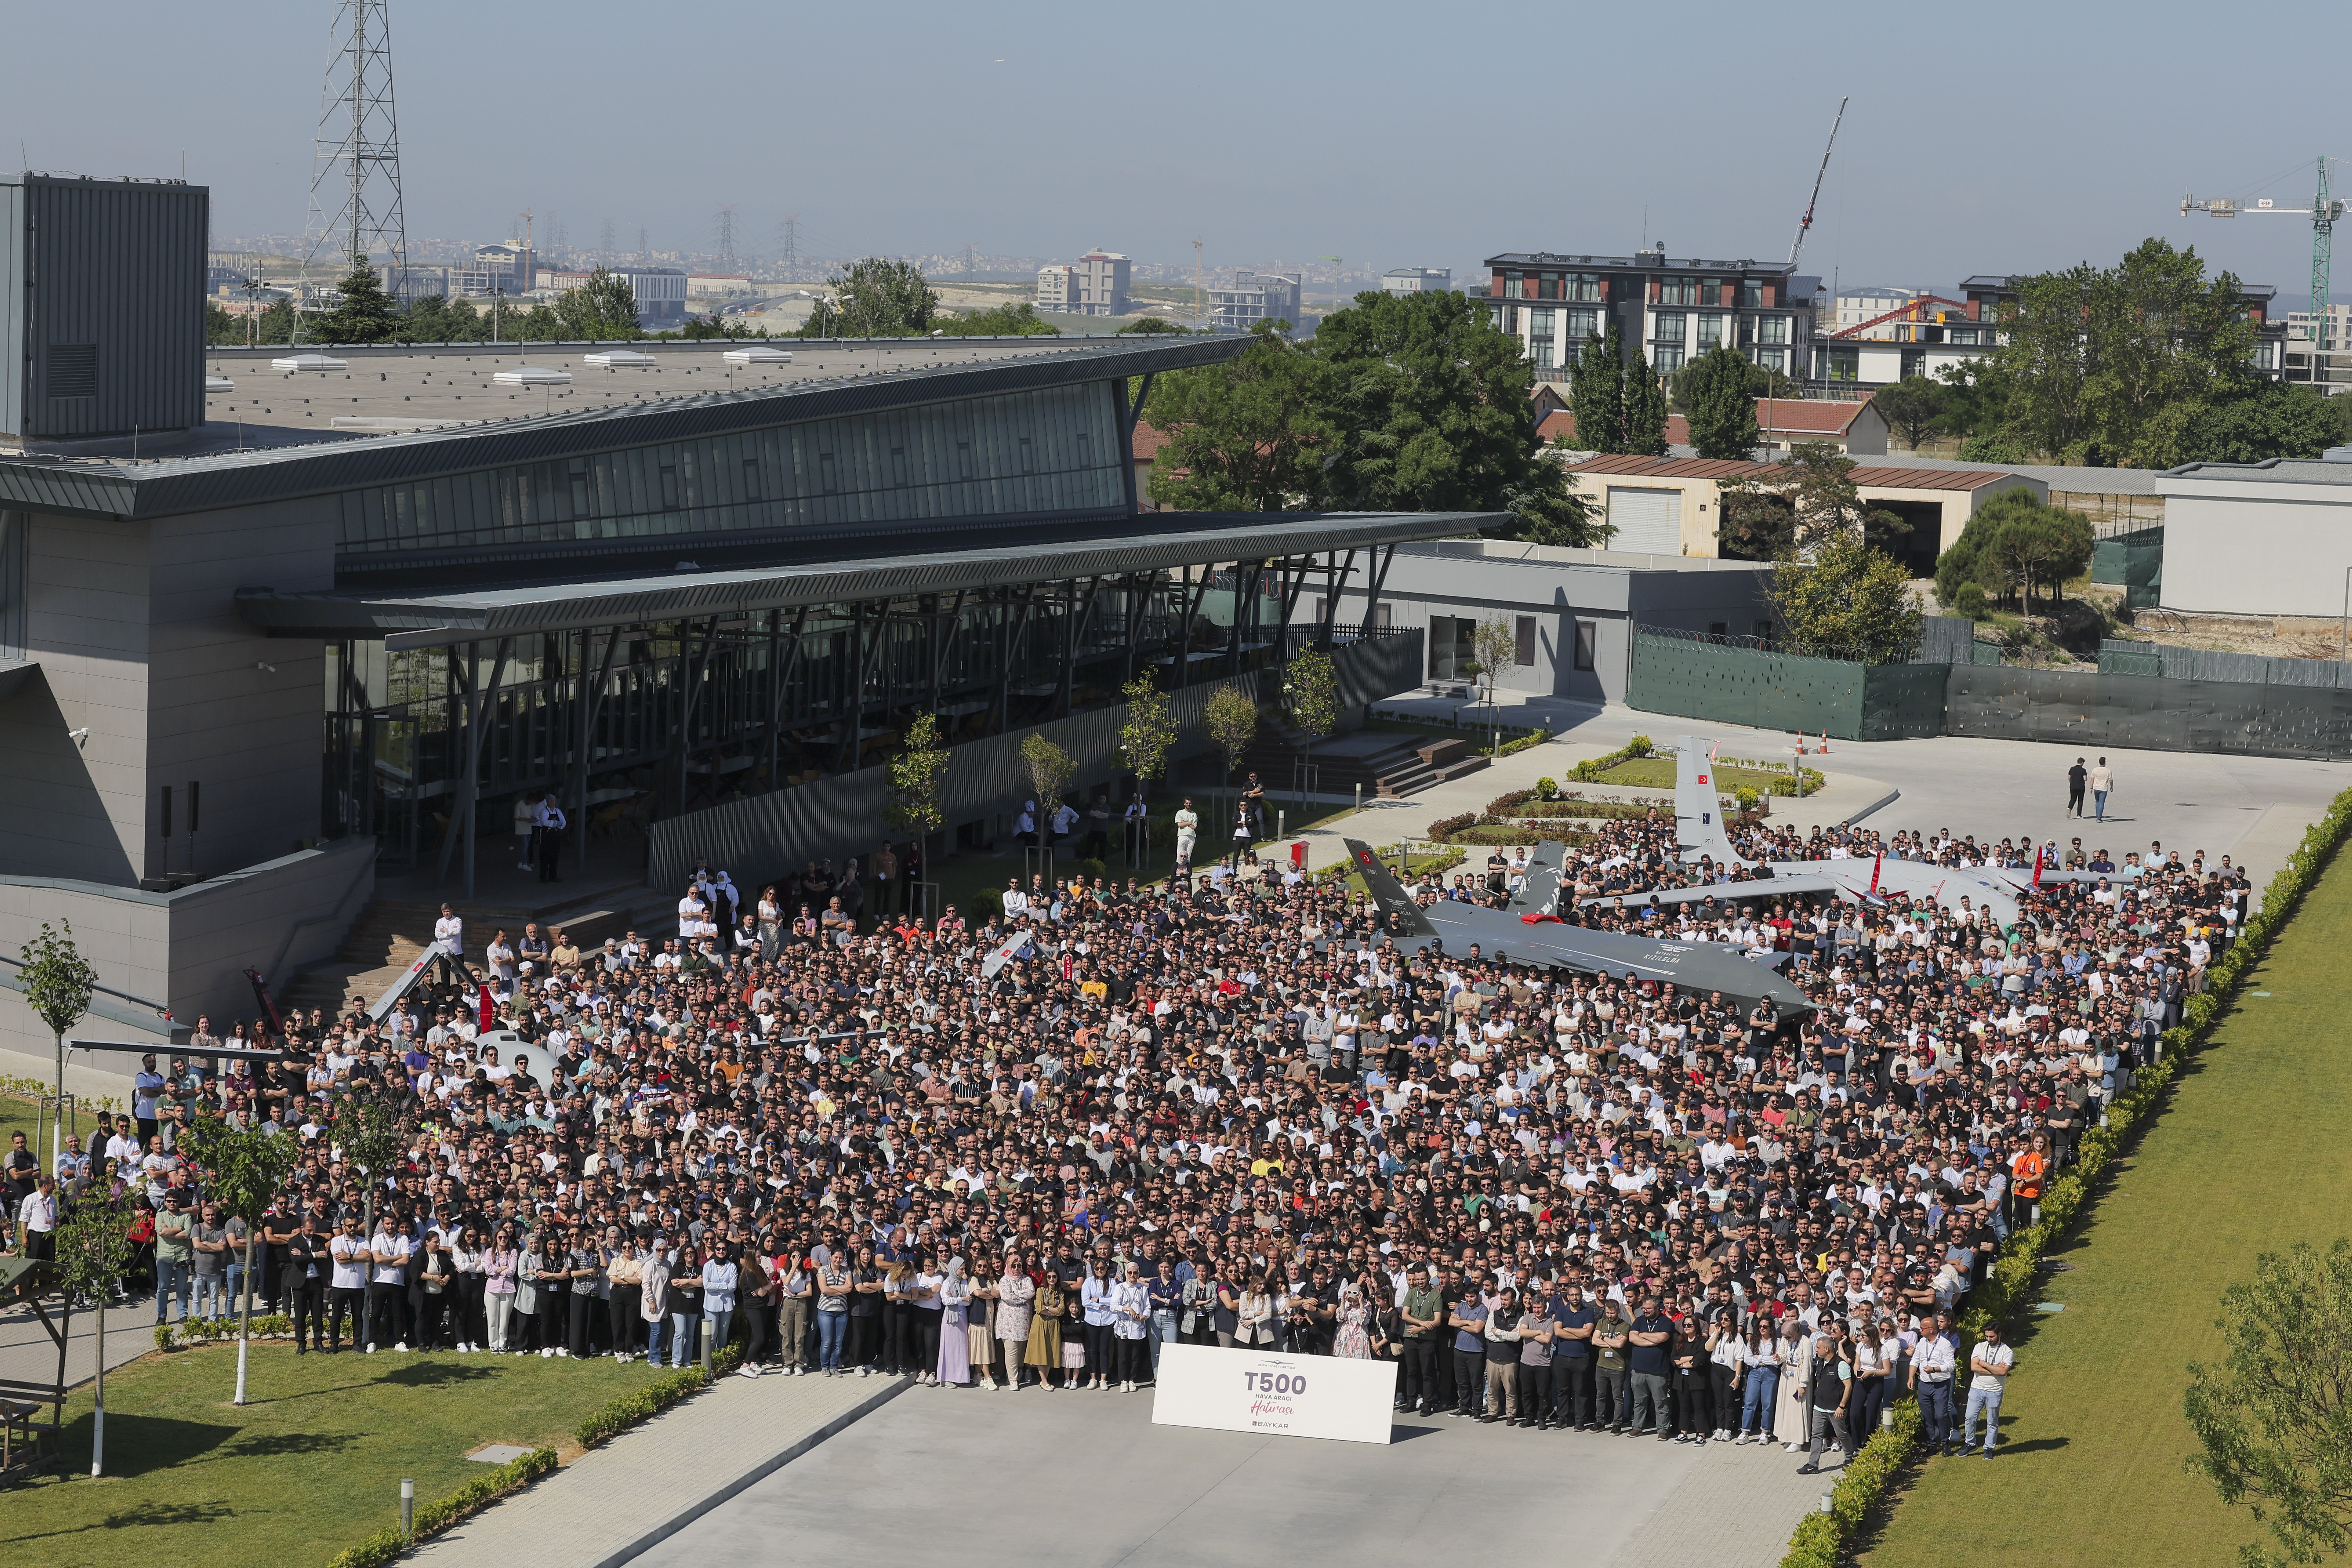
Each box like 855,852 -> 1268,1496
193,1273 -> 230,1320
817,1309 -> 848,1369
704,1308 -> 733,1364
1150,1311 -> 1179,1376
643,1316 -> 666,1364
154,1258 -> 192,1323
668,1313 -> 698,1368
225,1260 -> 248,1312
2092,790 -> 2108,820
1964,1383 -> 2004,1452
1740,1368 -> 1778,1433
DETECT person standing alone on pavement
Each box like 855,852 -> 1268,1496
2067,757 -> 2087,817
2088,757 -> 2114,822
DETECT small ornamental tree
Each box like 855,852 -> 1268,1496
1471,615 -> 1519,753
20,921 -> 97,1167
1019,733 -> 1076,835
330,1083 -> 407,1235
1281,648 -> 1339,797
884,712 -> 951,841
181,1111 -> 301,1405
52,1183 -> 139,1475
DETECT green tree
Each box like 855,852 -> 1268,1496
1116,316 -> 1189,334
1680,345 -> 1762,459
205,301 -> 243,347
1470,614 -> 1518,750
554,269 -> 641,339
1307,289 -> 1599,544
1280,648 -> 1338,796
19,921 -> 96,1166
1202,682 -> 1259,816
329,1083 -> 406,1234
884,712 -> 951,840
1935,490 -> 2095,612
1018,733 -> 1075,836
2165,381 -> 2340,466
312,252 -> 403,344
249,297 -> 298,345
1621,350 -> 1670,457
949,301 -> 1058,336
1874,376 -> 1944,448
1567,327 -> 1626,452
1769,530 -> 1922,664
2186,1238 -> 2352,1568
799,257 -> 939,338
50,1184 -> 140,1475
1147,325 -> 1327,510
1117,671 -> 1179,803
180,1111 -> 300,1405
1718,441 -> 1896,559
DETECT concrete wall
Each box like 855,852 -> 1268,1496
0,835 -> 374,1058
2158,481 -> 2352,618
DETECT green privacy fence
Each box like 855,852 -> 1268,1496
1628,628 -> 1947,741
2090,525 -> 2163,610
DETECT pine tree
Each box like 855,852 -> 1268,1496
1622,349 -> 1670,457
314,252 -> 403,344
1568,326 -> 1626,452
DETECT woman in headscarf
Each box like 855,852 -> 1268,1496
993,1250 -> 1034,1390
936,1254 -> 973,1388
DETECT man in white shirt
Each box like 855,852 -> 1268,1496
1962,1323 -> 2015,1456
327,1215 -> 371,1352
364,1216 -> 414,1353
534,793 -> 568,883
677,883 -> 708,941
433,903 -> 465,961
1908,1312 -> 1959,1455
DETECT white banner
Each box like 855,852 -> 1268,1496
1150,1341 -> 1397,1445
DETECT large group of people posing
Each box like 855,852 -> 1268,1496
8,782 -> 2245,1473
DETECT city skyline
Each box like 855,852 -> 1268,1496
9,0 -> 2349,301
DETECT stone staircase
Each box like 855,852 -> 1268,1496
271,875 -> 670,1021
1235,730 -> 1490,802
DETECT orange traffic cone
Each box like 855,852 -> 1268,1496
1819,731 -> 1831,754
1795,732 -> 1807,756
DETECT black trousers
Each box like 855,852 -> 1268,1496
914,1308 -> 944,1375
569,1292 -> 597,1357
1400,1338 -> 1439,1406
608,1285 -> 642,1354
1674,1365 -> 1711,1434
327,1285 -> 364,1347
1551,1356 -> 1595,1425
365,1280 -> 405,1347
1453,1349 -> 1485,1413
456,1274 -> 486,1346
1515,1362 -> 1549,1421
884,1300 -> 914,1372
287,1279 -> 324,1347
416,1290 -> 453,1349
1116,1335 -> 1149,1383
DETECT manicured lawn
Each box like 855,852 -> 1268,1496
1590,756 -> 1809,792
1856,844 -> 2352,1568
0,1342 -> 656,1568
0,1090 -> 105,1161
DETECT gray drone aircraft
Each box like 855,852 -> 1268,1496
1342,839 -> 1814,1013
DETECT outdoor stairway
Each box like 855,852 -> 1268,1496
269,876 -> 667,1022
1233,730 -> 1490,802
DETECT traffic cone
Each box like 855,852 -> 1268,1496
1795,732 -> 1807,756
1819,731 -> 1831,754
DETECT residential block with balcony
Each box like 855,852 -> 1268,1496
1482,247 -> 1820,385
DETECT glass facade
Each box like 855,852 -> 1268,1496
335,382 -> 1127,559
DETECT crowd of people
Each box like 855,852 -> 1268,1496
5,790 -> 2247,1469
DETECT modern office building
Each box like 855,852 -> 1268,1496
1481,246 -> 1822,381
1207,271 -> 1302,333
0,190 -> 1477,1057
1069,252 -> 1131,316
1035,264 -> 1075,313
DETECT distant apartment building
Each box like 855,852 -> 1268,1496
1383,267 -> 1452,295
1481,246 -> 1820,382
1940,274 -> 2285,385
528,265 -> 687,326
1833,286 -> 1928,338
1070,251 -> 1131,316
1208,270 -> 1302,332
686,273 -> 753,299
2283,301 -> 2352,389
1035,264 -> 1075,312
453,242 -> 534,298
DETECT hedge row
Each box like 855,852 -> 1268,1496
157,1314 -> 293,1352
1777,781 -> 2352,1568
324,1446 -> 558,1568
574,1341 -> 743,1450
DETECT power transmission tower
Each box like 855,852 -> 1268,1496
599,218 -> 615,268
1192,237 -> 1205,328
715,205 -> 737,269
962,240 -> 978,275
302,0 -> 410,298
777,214 -> 800,280
637,225 -> 650,263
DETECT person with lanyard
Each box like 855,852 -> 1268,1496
364,1213 -> 413,1353
326,1214 -> 370,1351
14,1172 -> 58,1263
1797,1332 -> 1852,1475
1446,1277 -> 1490,1419
1547,1278 -> 1597,1430
1963,1322 -> 2015,1457
1397,1263 -> 1445,1416
281,1212 -> 329,1353
1909,1310 -> 1960,1456
1626,1294 -> 1675,1440
132,1053 -> 167,1151
1146,1257 -> 1183,1382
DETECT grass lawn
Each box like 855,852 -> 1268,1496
0,1090 -> 106,1161
0,1341 -> 655,1568
1589,756 -> 1809,792
1855,842 -> 2352,1568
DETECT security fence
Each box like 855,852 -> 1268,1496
2099,637 -> 2352,690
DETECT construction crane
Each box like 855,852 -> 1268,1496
1787,96 -> 1847,270
1833,294 -> 1968,340
1192,238 -> 1205,328
2182,155 -> 2343,366
1317,254 -> 1343,302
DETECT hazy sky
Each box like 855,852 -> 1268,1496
9,0 -> 2348,299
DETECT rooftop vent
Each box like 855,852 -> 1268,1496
2324,445 -> 2352,463
493,365 -> 572,386
722,346 -> 792,364
583,349 -> 657,368
272,352 -> 347,372
205,375 -> 234,392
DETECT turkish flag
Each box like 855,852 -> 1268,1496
478,984 -> 495,1033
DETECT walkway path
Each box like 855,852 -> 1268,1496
407,1369 -> 906,1568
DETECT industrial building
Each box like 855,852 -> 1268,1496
0,178 -> 1480,1058
1296,537 -> 1773,706
1382,268 -> 1452,295
1482,246 -> 1822,382
532,266 -> 688,327
2154,453 -> 2352,617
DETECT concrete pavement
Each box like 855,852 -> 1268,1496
1285,699 -> 2352,888
629,1381 -> 1848,1568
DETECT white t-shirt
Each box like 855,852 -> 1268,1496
1970,1340 -> 2014,1390
329,1232 -> 371,1290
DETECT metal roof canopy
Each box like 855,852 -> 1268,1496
0,334 -> 1247,522
237,510 -> 1502,646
